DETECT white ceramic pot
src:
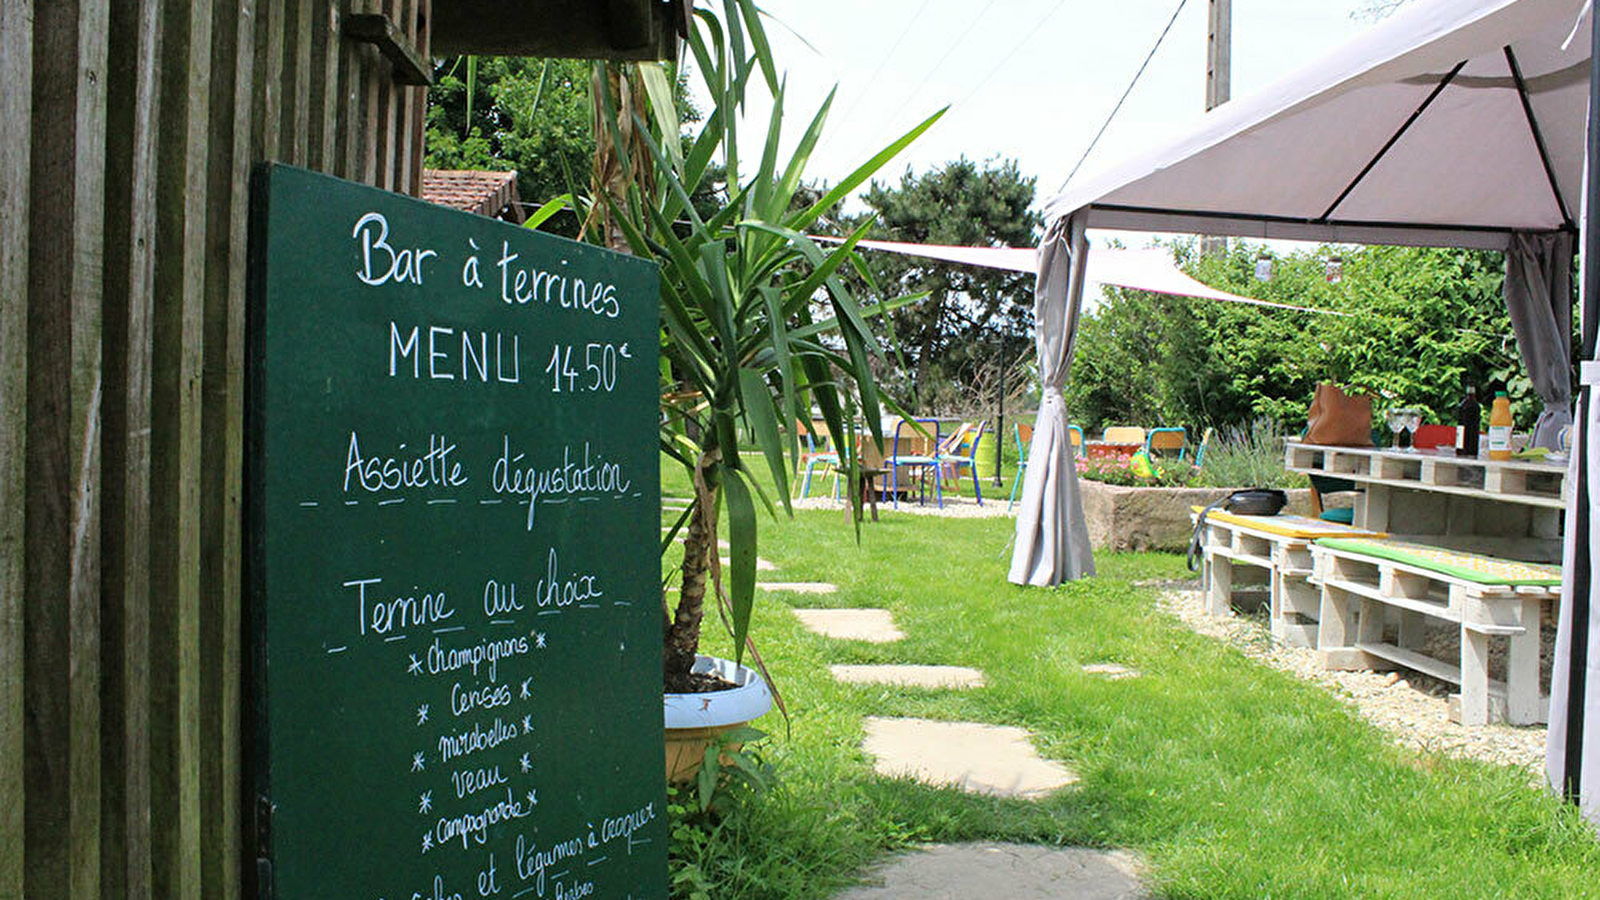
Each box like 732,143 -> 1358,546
663,655 -> 773,729
662,655 -> 773,782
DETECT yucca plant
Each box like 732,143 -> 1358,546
583,1 -> 943,691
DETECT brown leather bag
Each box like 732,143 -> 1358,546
1305,383 -> 1373,446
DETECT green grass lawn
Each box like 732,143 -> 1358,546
659,460 -> 1600,900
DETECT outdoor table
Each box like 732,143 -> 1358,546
1085,441 -> 1142,461
1284,440 -> 1566,563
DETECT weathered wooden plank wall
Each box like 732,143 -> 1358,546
6,2 -> 431,896
0,2 -> 35,899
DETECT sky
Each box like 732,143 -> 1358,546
690,0 -> 1380,234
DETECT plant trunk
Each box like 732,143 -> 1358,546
664,457 -> 716,689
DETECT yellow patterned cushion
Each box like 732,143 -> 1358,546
1190,507 -> 1385,540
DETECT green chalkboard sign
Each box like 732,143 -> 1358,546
245,164 -> 665,900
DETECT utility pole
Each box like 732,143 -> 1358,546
1206,0 -> 1231,111
1201,0 -> 1231,256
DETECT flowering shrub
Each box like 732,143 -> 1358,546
1077,457 -> 1198,487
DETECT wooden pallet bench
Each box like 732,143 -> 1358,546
1191,509 -> 1385,648
1310,537 -> 1560,726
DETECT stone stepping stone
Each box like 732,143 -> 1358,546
761,582 -> 838,595
722,557 -> 776,571
833,842 -> 1143,900
792,607 -> 897,641
861,717 -> 1078,799
1082,663 -> 1140,680
830,664 -> 985,689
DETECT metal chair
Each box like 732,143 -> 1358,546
1008,422 -> 1034,511
936,422 -> 987,505
1145,427 -> 1187,458
887,418 -> 943,509
1102,425 -> 1146,445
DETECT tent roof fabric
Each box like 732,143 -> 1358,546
822,237 -> 1342,314
1045,0 -> 1591,249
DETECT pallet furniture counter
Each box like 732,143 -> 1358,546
1284,441 -> 1566,563
1191,508 -> 1385,648
1310,538 -> 1560,726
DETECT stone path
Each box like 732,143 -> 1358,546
792,608 -> 900,641
759,581 -> 838,595
834,843 -> 1144,900
759,556 -> 1137,897
830,664 -> 986,689
722,556 -> 777,571
1082,663 -> 1140,680
860,717 -> 1079,799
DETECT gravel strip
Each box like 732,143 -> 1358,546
793,494 -> 1013,519
1156,583 -> 1548,773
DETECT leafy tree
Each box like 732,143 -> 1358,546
426,57 -> 596,235
1067,240 -> 1559,434
851,157 -> 1041,411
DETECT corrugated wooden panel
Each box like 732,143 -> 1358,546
199,3 -> 254,899
100,0 -> 162,897
14,0 -> 434,893
25,0 -> 109,898
0,0 -> 31,890
150,0 -> 212,897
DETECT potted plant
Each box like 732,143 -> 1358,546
578,0 -> 943,778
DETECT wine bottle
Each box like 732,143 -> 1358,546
1455,385 -> 1480,458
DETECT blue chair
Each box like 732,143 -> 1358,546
1007,422 -> 1034,511
1069,424 -> 1084,457
888,418 -> 943,509
795,420 -> 837,499
1189,426 -> 1214,467
936,422 -> 987,505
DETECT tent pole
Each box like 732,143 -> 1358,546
1555,1 -> 1600,806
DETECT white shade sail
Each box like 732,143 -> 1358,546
1046,0 -> 1591,249
820,237 -> 1341,314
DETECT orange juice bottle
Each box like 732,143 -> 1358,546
1487,391 -> 1513,460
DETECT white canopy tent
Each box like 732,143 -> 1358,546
1009,0 -> 1600,825
1045,0 -> 1589,246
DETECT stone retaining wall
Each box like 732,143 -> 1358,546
1079,481 -> 1315,552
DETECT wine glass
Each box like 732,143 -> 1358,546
1403,409 -> 1422,452
1385,408 -> 1407,449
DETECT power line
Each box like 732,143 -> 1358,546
1058,0 -> 1190,192
950,0 -> 1074,112
834,0 -> 937,133
843,0 -> 1004,166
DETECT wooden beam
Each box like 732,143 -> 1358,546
201,1 -> 253,898
309,0 -> 340,171
250,0 -> 283,164
344,10 -> 431,85
287,0 -> 313,164
26,0 -> 109,896
101,0 -> 162,896
151,0 -> 211,895
0,0 -> 31,891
